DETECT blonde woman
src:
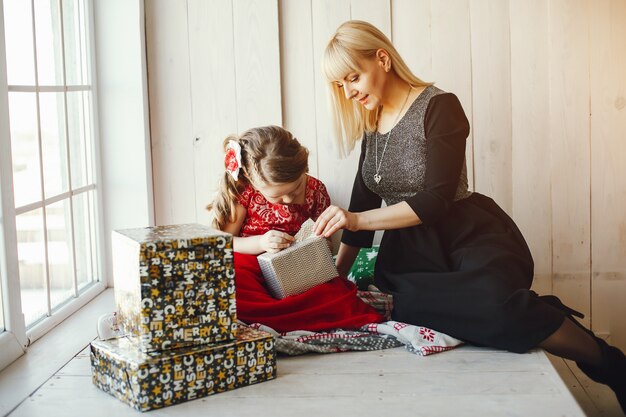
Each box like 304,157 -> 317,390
313,20 -> 625,410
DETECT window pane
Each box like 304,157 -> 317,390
67,91 -> 92,188
62,0 -> 89,85
40,92 -> 69,198
0,270 -> 5,332
9,92 -> 42,208
34,0 -> 64,86
73,191 -> 98,290
17,209 -> 48,326
3,0 -> 36,85
47,200 -> 75,309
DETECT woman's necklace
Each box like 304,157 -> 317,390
374,85 -> 412,184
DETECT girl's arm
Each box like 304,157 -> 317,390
222,204 -> 294,255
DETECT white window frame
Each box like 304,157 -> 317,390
0,0 -> 107,368
1,0 -> 155,373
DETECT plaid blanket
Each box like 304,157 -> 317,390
244,288 -> 463,356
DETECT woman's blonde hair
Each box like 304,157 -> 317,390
322,20 -> 433,156
207,125 -> 309,229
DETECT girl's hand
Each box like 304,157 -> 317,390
260,230 -> 295,253
313,205 -> 358,238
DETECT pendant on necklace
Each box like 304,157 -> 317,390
374,174 -> 382,184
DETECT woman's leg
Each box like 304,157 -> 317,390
538,318 -> 602,365
539,316 -> 625,413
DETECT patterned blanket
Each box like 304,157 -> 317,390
245,288 -> 463,356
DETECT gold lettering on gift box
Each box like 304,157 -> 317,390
185,371 -> 196,383
153,309 -> 163,323
217,310 -> 231,327
174,363 -> 184,381
227,374 -> 236,388
205,379 -> 214,392
162,389 -> 173,402
196,369 -> 206,380
173,379 -> 183,392
247,357 -> 257,369
236,351 -> 246,367
137,368 -> 149,379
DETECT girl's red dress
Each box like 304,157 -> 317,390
233,175 -> 383,332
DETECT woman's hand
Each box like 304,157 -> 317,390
313,205 -> 358,238
260,230 -> 295,253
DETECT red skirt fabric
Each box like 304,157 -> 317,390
234,252 -> 384,333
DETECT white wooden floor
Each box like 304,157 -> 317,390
1,289 -> 623,417
5,344 -> 593,417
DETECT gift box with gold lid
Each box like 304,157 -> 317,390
90,325 -> 276,412
112,223 -> 237,352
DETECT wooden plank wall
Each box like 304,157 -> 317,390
145,0 -> 626,350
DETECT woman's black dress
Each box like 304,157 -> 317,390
341,85 -> 566,353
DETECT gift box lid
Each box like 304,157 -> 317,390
91,326 -> 271,366
114,223 -> 231,244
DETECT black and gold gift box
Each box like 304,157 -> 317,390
112,224 -> 237,353
91,326 -> 276,412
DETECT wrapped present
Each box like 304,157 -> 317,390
347,245 -> 379,290
112,224 -> 237,352
91,326 -> 276,412
257,220 -> 338,299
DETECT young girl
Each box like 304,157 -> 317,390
207,125 -> 383,332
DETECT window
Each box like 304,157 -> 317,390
2,0 -> 101,330
0,273 -> 4,333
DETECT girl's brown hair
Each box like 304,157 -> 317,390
207,125 -> 309,229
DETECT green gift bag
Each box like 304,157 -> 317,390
346,246 -> 379,290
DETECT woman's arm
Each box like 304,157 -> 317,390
314,201 -> 420,238
222,204 -> 294,255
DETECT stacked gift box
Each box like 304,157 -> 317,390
90,224 -> 276,411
